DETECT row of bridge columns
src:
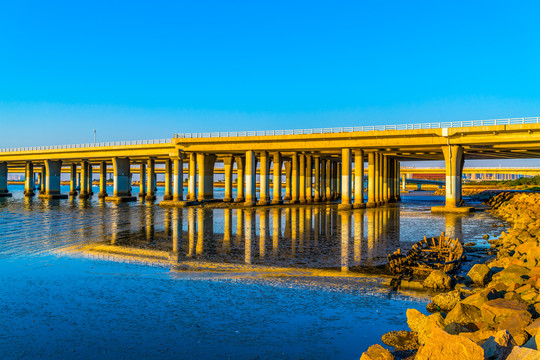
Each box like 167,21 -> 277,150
0,145 -> 468,211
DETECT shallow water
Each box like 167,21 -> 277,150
0,186 -> 504,359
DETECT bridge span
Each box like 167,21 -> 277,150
1,117 -> 539,213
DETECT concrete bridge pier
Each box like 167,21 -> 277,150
354,150 -> 364,208
234,155 -> 245,203
0,162 -> 12,197
366,153 -> 376,208
172,155 -> 184,202
320,158 -> 327,201
432,145 -> 472,213
163,159 -> 173,200
325,159 -> 332,201
24,162 -> 35,197
336,161 -> 342,200
98,161 -> 108,198
39,160 -> 67,199
39,164 -> 46,195
245,150 -> 257,206
299,154 -> 306,204
258,151 -> 270,205
79,161 -> 90,199
197,153 -> 217,202
69,164 -> 78,196
313,156 -> 321,202
188,153 -> 197,201
106,157 -> 136,202
338,148 -> 352,210
145,158 -> 156,201
284,160 -> 292,201
88,165 -> 93,195
306,154 -> 313,203
382,155 -> 389,204
223,156 -> 234,202
374,153 -> 381,206
388,158 -> 394,202
271,152 -> 282,205
291,153 -> 299,204
138,163 -> 146,198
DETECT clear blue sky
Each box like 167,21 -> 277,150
1,1 -> 539,153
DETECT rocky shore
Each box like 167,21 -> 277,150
361,192 -> 540,360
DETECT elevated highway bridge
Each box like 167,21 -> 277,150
1,116 -> 539,212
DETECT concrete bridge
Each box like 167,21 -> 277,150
1,116 -> 539,213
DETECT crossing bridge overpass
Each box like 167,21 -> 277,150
1,117 -> 540,212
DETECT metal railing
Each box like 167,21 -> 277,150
0,138 -> 171,153
173,116 -> 540,139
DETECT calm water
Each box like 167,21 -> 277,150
0,186 -> 504,359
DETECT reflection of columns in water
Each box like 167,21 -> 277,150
305,207 -> 312,250
283,207 -> 291,239
341,211 -> 351,272
187,208 -> 196,257
172,208 -> 182,254
145,203 -> 154,242
235,208 -> 244,246
259,209 -> 269,258
197,208 -> 213,255
325,206 -> 332,241
291,207 -> 298,255
319,206 -> 326,242
272,208 -> 281,256
164,207 -> 172,239
445,214 -> 464,242
313,207 -> 320,249
223,208 -> 232,253
244,209 -> 255,264
110,205 -> 119,245
298,207 -> 305,252
354,210 -> 364,264
367,209 -> 375,261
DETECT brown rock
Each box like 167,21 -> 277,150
431,290 -> 462,312
415,327 -> 484,360
491,264 -> 530,286
481,330 -> 513,360
481,298 -> 531,325
524,335 -> 540,350
460,329 -> 497,344
445,303 -> 483,325
462,288 -> 499,308
381,330 -> 419,351
422,270 -> 454,290
505,346 -> 540,360
525,318 -> 540,337
468,264 -> 492,285
443,322 -> 472,335
360,344 -> 395,360
406,308 -> 427,333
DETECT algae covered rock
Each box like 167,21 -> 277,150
431,290 -> 462,312
415,327 -> 484,360
359,344 -> 394,360
491,264 -> 530,286
422,270 -> 454,290
445,302 -> 482,325
381,330 -> 419,350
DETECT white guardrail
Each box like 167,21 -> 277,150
0,138 -> 171,153
1,116 -> 539,152
173,116 -> 540,139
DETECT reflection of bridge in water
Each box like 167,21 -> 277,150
76,205 -> 467,274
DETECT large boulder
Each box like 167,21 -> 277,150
431,290 -> 462,312
423,270 -> 454,290
505,346 -> 540,360
524,335 -> 540,350
491,264 -> 530,286
468,264 -> 492,286
481,330 -> 513,360
461,288 -> 499,308
481,298 -> 532,325
415,327 -> 484,360
381,330 -> 419,350
406,308 -> 427,333
406,309 -> 444,345
359,344 -> 394,360
445,303 -> 483,325
526,318 -> 540,337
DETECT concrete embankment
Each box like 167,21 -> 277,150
361,192 -> 540,360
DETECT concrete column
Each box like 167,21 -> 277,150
397,161 -> 401,201
110,157 -> 134,200
39,165 -> 46,194
320,159 -> 327,201
354,150 -> 364,208
299,154 -> 306,204
223,156 -> 234,202
291,153 -> 299,204
272,152 -> 282,205
0,162 -> 10,197
188,153 -> 197,201
367,153 -> 376,208
245,150 -> 257,206
88,165 -> 93,195
173,155 -> 184,201
313,156 -> 321,202
332,161 -> 338,200
284,160 -> 292,201
138,163 -> 146,198
164,158 -> 173,200
382,155 -> 389,204
374,153 -> 381,205
258,151 -> 270,205
306,154 -> 313,203
197,153 -> 217,202
337,162 -> 342,199
338,148 -> 352,210
39,160 -> 62,198
79,161 -> 89,199
388,158 -> 394,202
325,159 -> 332,201
145,158 -> 156,201
235,156 -> 245,203
99,161 -> 108,198
69,164 -> 77,196
442,145 -> 465,209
